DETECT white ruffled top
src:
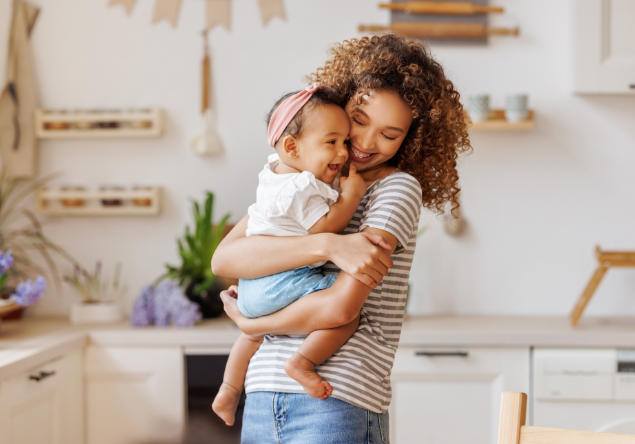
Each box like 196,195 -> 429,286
246,154 -> 340,267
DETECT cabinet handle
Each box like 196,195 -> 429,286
415,351 -> 469,357
29,370 -> 56,382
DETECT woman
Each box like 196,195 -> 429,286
213,34 -> 470,443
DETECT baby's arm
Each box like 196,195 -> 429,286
308,164 -> 367,234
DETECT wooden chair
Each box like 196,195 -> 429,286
498,392 -> 635,444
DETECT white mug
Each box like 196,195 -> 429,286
467,95 -> 490,123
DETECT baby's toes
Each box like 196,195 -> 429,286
319,381 -> 333,399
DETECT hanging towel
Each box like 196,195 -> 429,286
0,0 -> 40,179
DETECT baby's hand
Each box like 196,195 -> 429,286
340,164 -> 367,200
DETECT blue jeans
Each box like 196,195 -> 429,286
241,392 -> 389,444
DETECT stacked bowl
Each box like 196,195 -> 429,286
505,94 -> 529,123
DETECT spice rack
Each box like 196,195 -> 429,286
468,109 -> 535,131
35,109 -> 164,139
35,187 -> 161,216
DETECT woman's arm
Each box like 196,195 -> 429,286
222,227 -> 400,336
212,215 -> 394,288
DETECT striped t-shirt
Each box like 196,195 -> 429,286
244,171 -> 422,413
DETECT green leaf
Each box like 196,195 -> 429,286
164,191 -> 230,286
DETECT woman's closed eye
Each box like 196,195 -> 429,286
382,133 -> 397,141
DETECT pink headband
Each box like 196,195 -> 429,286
267,83 -> 321,148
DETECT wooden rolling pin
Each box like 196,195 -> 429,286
359,23 -> 519,38
380,2 -> 503,15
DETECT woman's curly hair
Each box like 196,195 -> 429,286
307,33 -> 471,215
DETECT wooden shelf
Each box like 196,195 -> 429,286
35,109 -> 164,139
468,109 -> 535,131
36,187 -> 161,216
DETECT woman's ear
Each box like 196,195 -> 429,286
282,135 -> 299,159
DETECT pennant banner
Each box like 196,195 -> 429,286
258,0 -> 285,26
205,0 -> 231,31
153,0 -> 183,27
109,0 -> 137,15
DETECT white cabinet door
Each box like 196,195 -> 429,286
0,349 -> 83,444
85,346 -> 184,444
390,347 -> 530,444
574,0 -> 635,93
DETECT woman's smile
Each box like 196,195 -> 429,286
349,145 -> 376,163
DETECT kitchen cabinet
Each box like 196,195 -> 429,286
0,349 -> 83,444
389,346 -> 530,444
574,0 -> 635,94
84,346 -> 185,444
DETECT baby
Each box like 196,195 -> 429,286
212,84 -> 367,426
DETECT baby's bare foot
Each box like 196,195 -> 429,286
212,383 -> 241,426
284,352 -> 333,400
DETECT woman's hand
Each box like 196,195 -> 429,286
326,231 -> 394,288
221,286 -> 247,329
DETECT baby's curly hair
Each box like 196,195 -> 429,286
307,33 -> 471,215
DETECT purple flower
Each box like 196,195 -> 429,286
11,276 -> 47,307
130,278 -> 201,328
130,285 -> 155,327
0,250 -> 14,274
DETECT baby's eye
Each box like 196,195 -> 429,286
327,140 -> 336,144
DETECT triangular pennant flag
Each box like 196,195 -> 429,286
152,0 -> 183,27
205,0 -> 231,31
258,0 -> 285,26
109,0 -> 137,15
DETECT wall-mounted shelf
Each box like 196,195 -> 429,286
468,109 -> 534,131
36,187 -> 161,216
35,109 -> 164,139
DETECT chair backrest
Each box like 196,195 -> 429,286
497,391 -> 635,444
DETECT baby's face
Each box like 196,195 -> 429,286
293,105 -> 350,184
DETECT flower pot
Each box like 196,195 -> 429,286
185,278 -> 225,319
70,302 -> 122,324
0,290 -> 24,321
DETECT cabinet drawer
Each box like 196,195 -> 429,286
393,346 -> 529,375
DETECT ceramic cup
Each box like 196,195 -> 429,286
467,95 -> 490,123
505,94 -> 529,123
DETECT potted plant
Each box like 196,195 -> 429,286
165,192 -> 230,318
64,262 -> 126,324
0,172 -> 75,319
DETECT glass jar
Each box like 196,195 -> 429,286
44,121 -> 70,130
131,186 -> 153,207
128,120 -> 152,129
60,186 -> 86,207
99,186 -> 125,206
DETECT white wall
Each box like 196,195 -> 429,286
1,0 -> 634,317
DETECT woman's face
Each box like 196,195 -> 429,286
345,90 -> 413,176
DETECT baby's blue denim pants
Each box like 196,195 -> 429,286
241,391 -> 390,444
238,267 -> 336,318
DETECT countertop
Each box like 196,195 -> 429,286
1,315 -> 635,380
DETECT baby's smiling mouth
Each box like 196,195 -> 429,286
327,164 -> 339,172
